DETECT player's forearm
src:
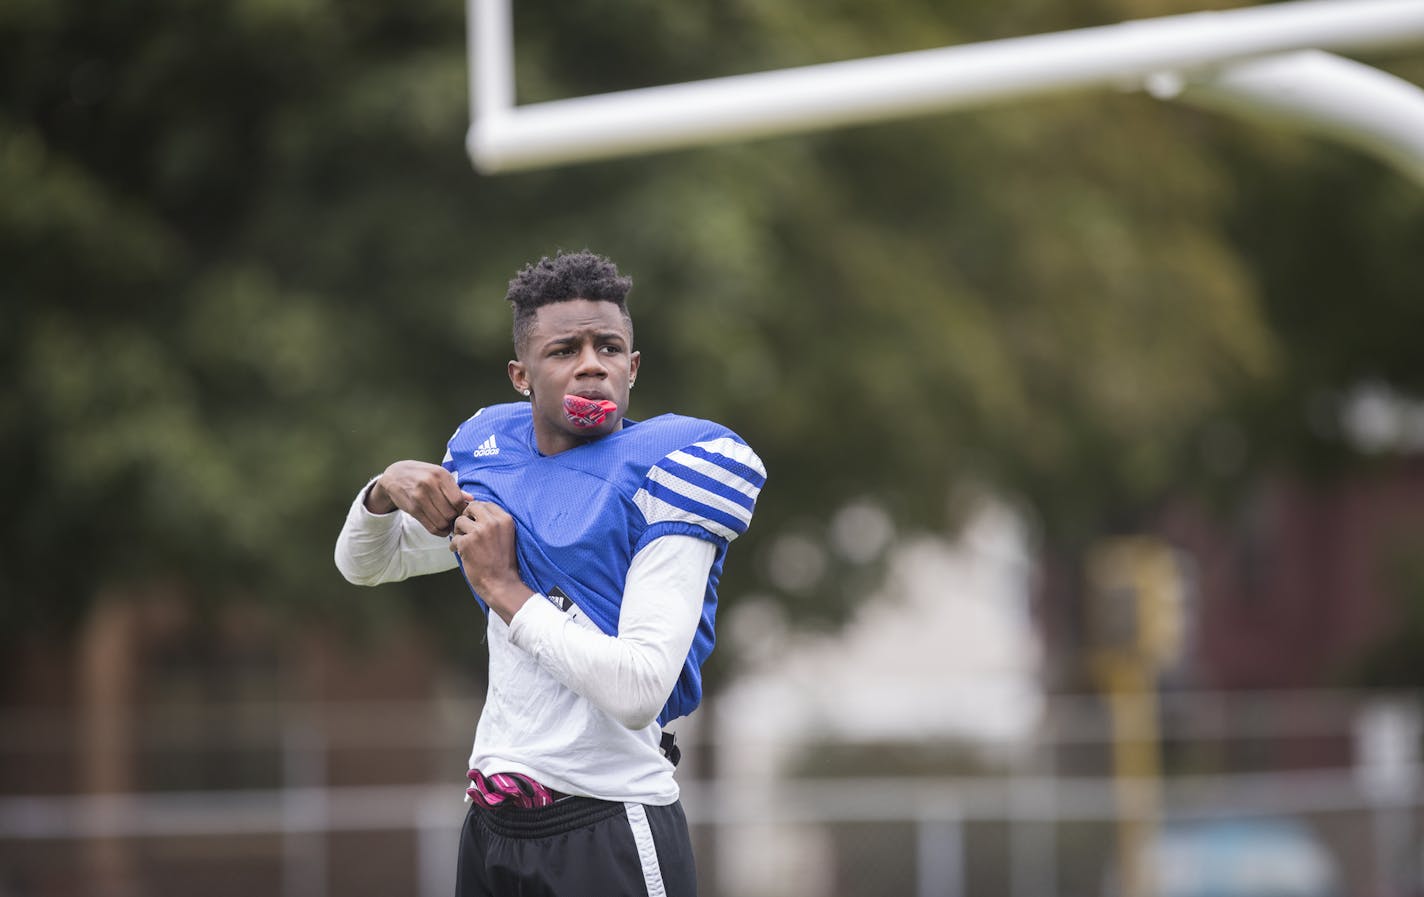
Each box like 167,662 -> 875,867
335,480 -> 458,585
512,601 -> 692,729
508,536 -> 714,729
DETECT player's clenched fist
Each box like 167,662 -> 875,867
366,460 -> 472,536
450,501 -> 534,624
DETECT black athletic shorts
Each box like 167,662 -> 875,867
456,795 -> 697,897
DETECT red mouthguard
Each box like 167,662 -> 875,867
563,394 -> 618,428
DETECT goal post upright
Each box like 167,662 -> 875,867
1162,50 -> 1424,186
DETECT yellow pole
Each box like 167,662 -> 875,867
1087,536 -> 1183,897
1095,653 -> 1162,897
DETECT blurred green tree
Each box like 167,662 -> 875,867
2,0 -> 1420,674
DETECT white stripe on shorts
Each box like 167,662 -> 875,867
624,803 -> 666,897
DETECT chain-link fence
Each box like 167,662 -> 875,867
1,691 -> 1419,897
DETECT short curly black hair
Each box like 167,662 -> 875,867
506,249 -> 634,355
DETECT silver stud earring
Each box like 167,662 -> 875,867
522,388 -> 531,397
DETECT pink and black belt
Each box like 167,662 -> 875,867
466,770 -> 569,809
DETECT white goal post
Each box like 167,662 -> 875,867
466,0 -> 1424,185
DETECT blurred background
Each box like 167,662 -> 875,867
3,0 -> 1424,895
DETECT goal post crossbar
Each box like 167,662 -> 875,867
466,0 -> 1424,183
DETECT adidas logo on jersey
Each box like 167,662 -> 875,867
472,435 -> 500,457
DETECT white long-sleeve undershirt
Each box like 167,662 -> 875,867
507,535 -> 714,730
334,479 -> 459,584
334,482 -> 713,730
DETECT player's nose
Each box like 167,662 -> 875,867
574,345 -> 607,376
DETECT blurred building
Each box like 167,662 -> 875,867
710,498 -> 1043,897
1157,458 -> 1424,693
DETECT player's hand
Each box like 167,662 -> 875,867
450,501 -> 534,623
367,460 -> 472,536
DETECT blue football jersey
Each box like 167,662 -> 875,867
443,402 -> 765,724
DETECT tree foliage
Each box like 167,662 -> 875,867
2,0 -> 1421,650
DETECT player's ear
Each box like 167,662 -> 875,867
629,350 -> 641,384
508,359 -> 529,396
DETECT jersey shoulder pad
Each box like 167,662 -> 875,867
633,425 -> 766,543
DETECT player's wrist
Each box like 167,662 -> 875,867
363,478 -> 397,514
485,582 -> 538,625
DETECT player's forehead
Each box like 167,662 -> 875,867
530,298 -> 630,342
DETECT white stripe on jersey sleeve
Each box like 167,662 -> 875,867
443,409 -> 488,465
633,437 -> 765,542
644,465 -> 754,530
666,438 -> 768,504
686,437 -> 766,483
634,489 -> 741,542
